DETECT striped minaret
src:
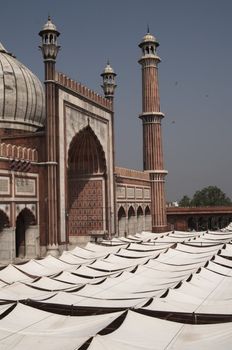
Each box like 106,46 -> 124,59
138,30 -> 168,232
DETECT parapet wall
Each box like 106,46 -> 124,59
0,143 -> 38,162
115,166 -> 150,181
56,72 -> 112,110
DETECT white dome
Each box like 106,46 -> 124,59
140,32 -> 159,47
142,33 -> 156,42
0,44 -> 45,131
103,64 -> 114,74
41,17 -> 57,32
102,62 -> 116,75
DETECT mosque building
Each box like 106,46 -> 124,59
0,17 -> 167,262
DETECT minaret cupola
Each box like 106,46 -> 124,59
101,61 -> 117,100
139,27 -> 160,60
39,16 -> 60,61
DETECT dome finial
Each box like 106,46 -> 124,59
147,24 -> 150,33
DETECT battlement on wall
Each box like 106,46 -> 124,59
0,143 -> 38,162
56,72 -> 113,111
115,166 -> 150,181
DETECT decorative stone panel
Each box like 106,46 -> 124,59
144,188 -> 150,199
0,176 -> 10,195
117,186 -> 126,198
127,187 -> 135,199
136,188 -> 143,199
15,177 -> 36,196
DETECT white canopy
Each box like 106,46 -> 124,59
88,310 -> 232,350
1,230 -> 232,349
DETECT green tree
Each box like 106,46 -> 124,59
179,195 -> 191,207
191,186 -> 232,207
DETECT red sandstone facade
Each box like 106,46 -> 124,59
115,167 -> 152,235
0,20 -> 231,264
167,206 -> 232,231
0,19 -> 170,263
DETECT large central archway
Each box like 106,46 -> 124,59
68,126 -> 107,237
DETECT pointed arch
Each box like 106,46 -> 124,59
68,125 -> 106,176
128,206 -> 135,235
118,206 -> 126,219
0,210 -> 10,232
118,206 -> 126,237
137,206 -> 143,216
67,125 -> 107,236
15,208 -> 36,258
137,206 -> 143,233
145,206 -> 151,215
145,205 -> 151,231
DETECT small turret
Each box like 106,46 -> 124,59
101,61 -> 117,100
39,16 -> 60,61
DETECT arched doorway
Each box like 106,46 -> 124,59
128,206 -> 135,235
0,210 -> 10,232
145,206 -> 151,231
0,210 -> 11,262
188,217 -> 197,231
118,206 -> 126,237
68,126 -> 107,237
137,206 -> 143,233
198,217 -> 207,231
15,208 -> 36,258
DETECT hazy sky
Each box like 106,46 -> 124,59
0,0 -> 231,202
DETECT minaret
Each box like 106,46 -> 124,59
138,30 -> 168,232
101,62 -> 117,237
39,17 -> 60,255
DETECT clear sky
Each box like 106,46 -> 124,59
0,0 -> 231,202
